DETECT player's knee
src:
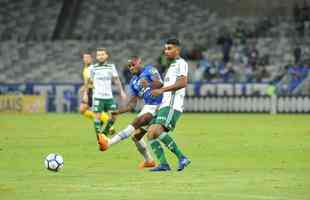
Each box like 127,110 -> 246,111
152,124 -> 165,138
131,135 -> 139,142
131,121 -> 141,129
147,125 -> 159,140
79,104 -> 87,114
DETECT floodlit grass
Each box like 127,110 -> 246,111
0,113 -> 309,200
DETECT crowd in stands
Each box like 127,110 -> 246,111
0,0 -> 309,95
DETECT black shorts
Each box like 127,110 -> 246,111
87,88 -> 93,107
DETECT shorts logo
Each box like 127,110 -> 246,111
157,116 -> 166,121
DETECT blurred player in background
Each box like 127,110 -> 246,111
89,48 -> 127,149
79,52 -> 109,124
99,56 -> 163,169
147,38 -> 191,172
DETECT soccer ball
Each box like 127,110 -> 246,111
44,153 -> 64,172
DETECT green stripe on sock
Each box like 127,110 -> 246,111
94,119 -> 101,133
149,139 -> 168,165
159,132 -> 184,160
102,119 -> 114,135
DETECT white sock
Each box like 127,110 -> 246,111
109,125 -> 135,146
134,138 -> 153,161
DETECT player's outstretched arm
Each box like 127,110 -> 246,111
112,96 -> 139,115
113,76 -> 127,101
151,75 -> 187,96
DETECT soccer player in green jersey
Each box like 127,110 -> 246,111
147,38 -> 191,172
88,48 -> 127,150
79,51 -> 110,124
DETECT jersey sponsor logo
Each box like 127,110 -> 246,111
96,77 -> 111,81
98,92 -> 110,96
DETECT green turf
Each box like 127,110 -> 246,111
0,113 -> 309,200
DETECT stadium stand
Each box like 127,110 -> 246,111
0,0 -> 309,95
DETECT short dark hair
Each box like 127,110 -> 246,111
96,47 -> 108,52
128,55 -> 141,66
96,47 -> 109,57
166,38 -> 181,47
81,50 -> 92,58
129,55 -> 140,60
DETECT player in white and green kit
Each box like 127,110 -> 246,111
147,39 -> 191,172
89,48 -> 126,150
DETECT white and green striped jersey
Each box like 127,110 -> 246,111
89,62 -> 119,99
160,57 -> 188,112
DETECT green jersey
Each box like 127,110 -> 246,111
90,63 -> 119,99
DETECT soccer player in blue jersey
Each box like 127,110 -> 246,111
98,56 -> 163,169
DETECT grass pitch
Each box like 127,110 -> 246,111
0,113 -> 309,200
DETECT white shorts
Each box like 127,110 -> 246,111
138,105 -> 158,117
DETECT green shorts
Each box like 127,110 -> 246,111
152,106 -> 182,131
92,98 -> 117,113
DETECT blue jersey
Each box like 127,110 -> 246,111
129,64 -> 163,105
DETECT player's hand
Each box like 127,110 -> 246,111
140,79 -> 148,88
151,88 -> 163,96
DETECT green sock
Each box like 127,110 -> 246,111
149,139 -> 168,165
159,132 -> 184,160
94,119 -> 101,134
102,119 -> 114,135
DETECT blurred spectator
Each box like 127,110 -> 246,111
218,62 -> 235,83
287,63 -> 309,93
253,64 -> 270,83
233,21 -> 247,45
244,64 -> 254,82
273,64 -> 291,84
187,46 -> 203,60
192,62 -> 207,83
293,46 -> 302,64
156,50 -> 169,75
217,31 -> 233,64
208,60 -> 220,82
247,43 -> 259,68
233,46 -> 247,65
122,64 -> 132,84
259,54 -> 270,66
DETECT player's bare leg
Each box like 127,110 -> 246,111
99,113 -> 153,151
107,113 -> 153,146
132,128 -> 156,169
79,102 -> 95,119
